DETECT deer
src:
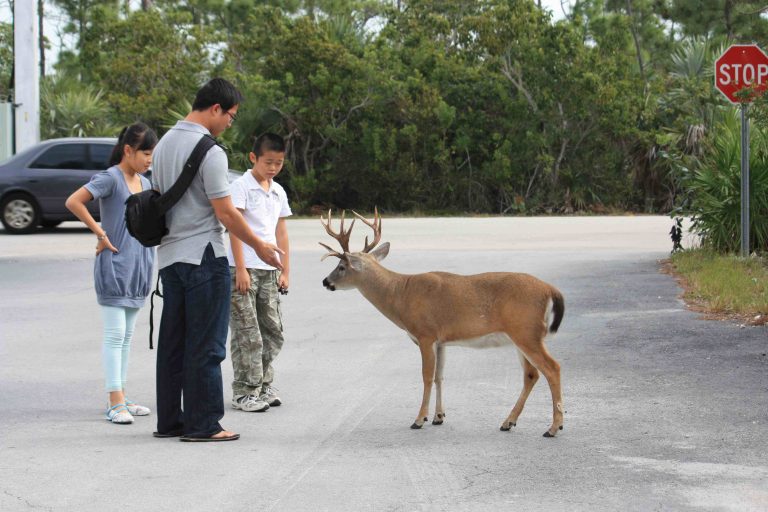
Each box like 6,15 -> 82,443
320,209 -> 567,437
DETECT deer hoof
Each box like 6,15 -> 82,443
432,419 -> 443,425
432,413 -> 444,425
410,422 -> 423,430
500,422 -> 516,431
543,431 -> 556,438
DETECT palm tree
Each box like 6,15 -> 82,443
41,77 -> 117,138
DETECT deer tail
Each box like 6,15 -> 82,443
549,289 -> 565,333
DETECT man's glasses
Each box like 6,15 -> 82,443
224,110 -> 238,123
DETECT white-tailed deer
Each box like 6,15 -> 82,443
320,209 -> 566,437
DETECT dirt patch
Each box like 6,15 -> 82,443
660,259 -> 768,327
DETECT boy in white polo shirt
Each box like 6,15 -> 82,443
228,133 -> 291,412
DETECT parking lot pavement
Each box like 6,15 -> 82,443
0,216 -> 765,512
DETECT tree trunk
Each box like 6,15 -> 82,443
724,0 -> 733,40
142,0 -> 154,11
626,0 -> 646,93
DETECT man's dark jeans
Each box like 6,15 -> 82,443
156,244 -> 231,438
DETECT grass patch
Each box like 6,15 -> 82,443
668,249 -> 768,324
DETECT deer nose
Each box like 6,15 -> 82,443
322,278 -> 335,291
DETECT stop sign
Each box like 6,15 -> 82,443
715,44 -> 768,103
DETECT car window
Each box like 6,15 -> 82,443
29,143 -> 88,170
89,144 -> 113,170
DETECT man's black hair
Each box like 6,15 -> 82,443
192,78 -> 243,112
252,133 -> 286,156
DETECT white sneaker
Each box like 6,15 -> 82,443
106,404 -> 134,424
232,394 -> 269,412
260,386 -> 281,407
125,400 -> 151,416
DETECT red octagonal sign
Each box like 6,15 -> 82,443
715,44 -> 768,104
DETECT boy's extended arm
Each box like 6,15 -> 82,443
211,195 -> 284,270
276,217 -> 290,289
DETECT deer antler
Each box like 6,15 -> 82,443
351,207 -> 382,253
319,209 -> 356,261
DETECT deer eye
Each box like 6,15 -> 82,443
338,264 -> 346,271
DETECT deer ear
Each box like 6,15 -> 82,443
347,254 -> 364,272
370,242 -> 390,261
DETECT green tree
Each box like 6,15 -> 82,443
50,0 -> 120,54
660,0 -> 768,41
0,21 -> 11,101
464,0 -> 644,211
78,8 -> 210,130
39,0 -> 768,219
223,6 -> 380,210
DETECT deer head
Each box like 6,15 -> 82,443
320,207 -> 389,291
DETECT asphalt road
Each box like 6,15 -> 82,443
0,217 -> 766,512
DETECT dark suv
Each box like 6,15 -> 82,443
0,137 -> 117,234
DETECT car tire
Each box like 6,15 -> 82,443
1,193 -> 41,234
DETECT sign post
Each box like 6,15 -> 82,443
714,44 -> 768,256
740,103 -> 750,258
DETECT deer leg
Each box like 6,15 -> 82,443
517,343 -> 563,437
411,340 -> 436,429
500,350 -> 539,431
432,343 -> 446,425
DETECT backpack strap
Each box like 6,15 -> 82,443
148,274 -> 162,349
156,134 -> 219,215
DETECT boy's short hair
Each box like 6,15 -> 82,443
252,133 -> 286,156
192,78 -> 243,111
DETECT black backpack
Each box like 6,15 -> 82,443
125,134 -> 218,247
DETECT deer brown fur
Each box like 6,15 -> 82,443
321,209 -> 566,437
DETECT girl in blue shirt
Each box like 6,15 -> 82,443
66,123 -> 157,425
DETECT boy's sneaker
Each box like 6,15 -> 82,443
232,394 -> 269,412
260,386 -> 281,407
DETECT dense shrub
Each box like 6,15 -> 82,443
681,111 -> 768,253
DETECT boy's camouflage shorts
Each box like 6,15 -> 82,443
228,268 -> 284,397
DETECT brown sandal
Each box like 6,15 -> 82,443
179,431 -> 240,442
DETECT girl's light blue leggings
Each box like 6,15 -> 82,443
101,305 -> 139,392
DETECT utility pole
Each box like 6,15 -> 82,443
13,0 -> 40,152
38,0 -> 45,78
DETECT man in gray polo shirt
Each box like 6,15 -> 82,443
151,78 -> 283,442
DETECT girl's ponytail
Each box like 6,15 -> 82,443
109,126 -> 129,166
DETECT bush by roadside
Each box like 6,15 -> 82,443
664,249 -> 768,326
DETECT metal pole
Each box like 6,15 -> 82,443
740,103 -> 751,257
